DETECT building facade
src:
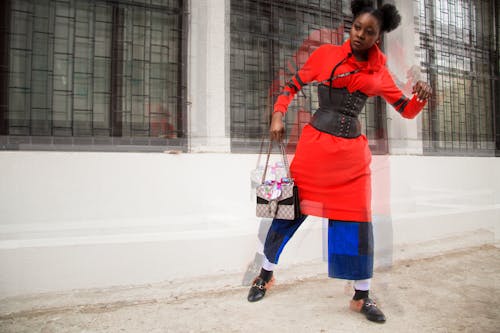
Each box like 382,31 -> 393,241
0,0 -> 499,297
1,0 -> 498,155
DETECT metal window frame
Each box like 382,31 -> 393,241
0,0 -> 10,134
0,0 -> 188,152
417,0 -> 498,156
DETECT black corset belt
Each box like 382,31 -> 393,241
310,85 -> 368,139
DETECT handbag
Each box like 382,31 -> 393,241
256,141 -> 301,220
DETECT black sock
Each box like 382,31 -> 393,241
259,268 -> 273,283
353,289 -> 369,300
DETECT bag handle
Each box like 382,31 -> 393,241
254,136 -> 267,170
260,140 -> 291,184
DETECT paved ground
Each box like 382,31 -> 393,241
1,245 -> 499,333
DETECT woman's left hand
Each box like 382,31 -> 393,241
412,80 -> 432,102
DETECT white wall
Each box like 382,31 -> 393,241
0,152 -> 498,298
188,0 -> 231,152
388,156 -> 500,256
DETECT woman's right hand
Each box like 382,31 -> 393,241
269,112 -> 285,142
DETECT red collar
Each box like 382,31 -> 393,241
341,39 -> 386,72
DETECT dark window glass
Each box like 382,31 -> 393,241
1,0 -> 186,151
416,0 -> 499,156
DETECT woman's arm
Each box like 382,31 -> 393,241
273,45 -> 328,115
271,45 -> 329,141
380,69 -> 432,119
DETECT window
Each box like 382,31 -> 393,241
416,0 -> 499,155
230,0 -> 388,154
0,0 -> 186,151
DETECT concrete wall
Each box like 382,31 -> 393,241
188,0 -> 231,152
0,152 -> 498,298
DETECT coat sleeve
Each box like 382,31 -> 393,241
273,45 -> 329,114
379,68 -> 427,119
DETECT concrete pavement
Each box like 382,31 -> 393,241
1,245 -> 499,332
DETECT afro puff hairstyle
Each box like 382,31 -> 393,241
351,0 -> 401,33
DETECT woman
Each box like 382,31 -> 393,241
247,0 -> 432,324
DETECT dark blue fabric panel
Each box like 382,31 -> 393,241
327,220 -> 374,280
328,220 -> 359,256
358,222 -> 374,255
263,215 -> 307,264
328,253 -> 374,280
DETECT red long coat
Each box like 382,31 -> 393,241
274,40 -> 426,222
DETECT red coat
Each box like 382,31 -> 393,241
274,40 -> 426,221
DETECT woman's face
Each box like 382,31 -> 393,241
349,13 -> 381,54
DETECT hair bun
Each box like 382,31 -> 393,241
380,4 -> 401,32
351,0 -> 374,17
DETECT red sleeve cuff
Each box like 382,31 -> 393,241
400,96 -> 427,119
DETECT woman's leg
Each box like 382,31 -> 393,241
247,214 -> 308,302
352,278 -> 371,301
327,220 -> 385,323
353,279 -> 371,294
263,214 -> 308,265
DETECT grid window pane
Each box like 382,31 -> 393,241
2,0 -> 186,149
416,0 -> 498,155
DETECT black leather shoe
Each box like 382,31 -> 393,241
247,276 -> 274,302
360,298 -> 386,323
